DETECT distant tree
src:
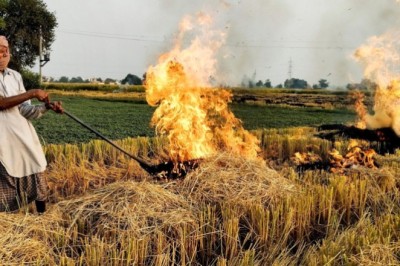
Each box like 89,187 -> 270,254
312,84 -> 319,89
255,80 -> 263,87
318,79 -> 329,89
121,74 -> 142,85
284,78 -> 308,89
58,76 -> 69,83
104,78 -> 116,84
264,79 -> 272,88
346,78 -> 377,91
0,0 -> 57,72
275,84 -> 283,88
70,76 -> 84,83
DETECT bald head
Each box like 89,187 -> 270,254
0,36 -> 8,48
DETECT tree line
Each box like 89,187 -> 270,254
242,77 -> 377,90
49,73 -> 144,85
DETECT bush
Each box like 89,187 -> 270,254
21,69 -> 40,90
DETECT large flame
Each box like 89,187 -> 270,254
353,30 -> 400,136
145,13 -> 260,162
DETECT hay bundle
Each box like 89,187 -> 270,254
51,180 -> 200,264
56,180 -> 196,238
173,153 -> 295,206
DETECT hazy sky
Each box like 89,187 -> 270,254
37,0 -> 400,87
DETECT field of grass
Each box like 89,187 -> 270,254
32,92 -> 356,144
2,89 -> 398,265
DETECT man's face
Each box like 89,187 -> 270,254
0,45 -> 10,71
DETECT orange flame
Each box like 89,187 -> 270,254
329,140 -> 376,173
353,30 -> 400,136
351,90 -> 368,129
145,13 -> 260,162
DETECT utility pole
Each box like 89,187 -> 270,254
288,57 -> 293,80
39,27 -> 50,85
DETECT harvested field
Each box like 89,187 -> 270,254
3,127 -> 399,265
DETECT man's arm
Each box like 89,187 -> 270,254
19,101 -> 48,119
0,89 -> 48,110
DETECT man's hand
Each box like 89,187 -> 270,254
30,89 -> 49,102
46,101 -> 63,114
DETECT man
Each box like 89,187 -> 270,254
0,35 -> 63,213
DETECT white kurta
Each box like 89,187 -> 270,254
0,68 -> 47,178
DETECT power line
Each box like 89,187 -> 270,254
59,29 -> 164,43
58,29 -> 357,50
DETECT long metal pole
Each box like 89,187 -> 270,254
61,109 -> 156,173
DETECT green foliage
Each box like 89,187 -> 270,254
69,76 -> 84,83
104,78 -> 116,84
318,79 -> 329,89
264,79 -> 272,87
230,87 -> 349,96
43,83 -> 145,92
21,68 -> 40,89
121,73 -> 142,85
58,76 -> 69,83
347,78 -> 378,91
284,78 -> 309,89
0,0 -> 57,71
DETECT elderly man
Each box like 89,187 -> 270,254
0,35 -> 62,213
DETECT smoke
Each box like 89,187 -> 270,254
312,0 -> 400,86
154,0 -> 400,87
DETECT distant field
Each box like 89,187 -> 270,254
32,93 -> 356,144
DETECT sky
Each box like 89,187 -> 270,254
36,0 -> 400,87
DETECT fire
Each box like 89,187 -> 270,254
351,90 -> 368,129
353,30 -> 400,136
293,152 -> 322,165
329,140 -> 377,173
145,13 -> 260,162
292,140 -> 377,173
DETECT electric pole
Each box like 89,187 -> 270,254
39,27 -> 50,85
288,57 -> 292,80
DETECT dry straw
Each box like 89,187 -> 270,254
172,152 -> 296,206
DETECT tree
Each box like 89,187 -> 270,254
318,79 -> 329,89
20,69 -> 40,89
104,78 -> 116,84
346,78 -> 377,91
255,80 -> 263,87
58,76 -> 69,83
284,78 -> 308,89
264,79 -> 272,88
121,74 -> 142,85
0,0 -> 57,72
0,0 -> 5,30
70,76 -> 84,83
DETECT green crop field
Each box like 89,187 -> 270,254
32,94 -> 356,144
